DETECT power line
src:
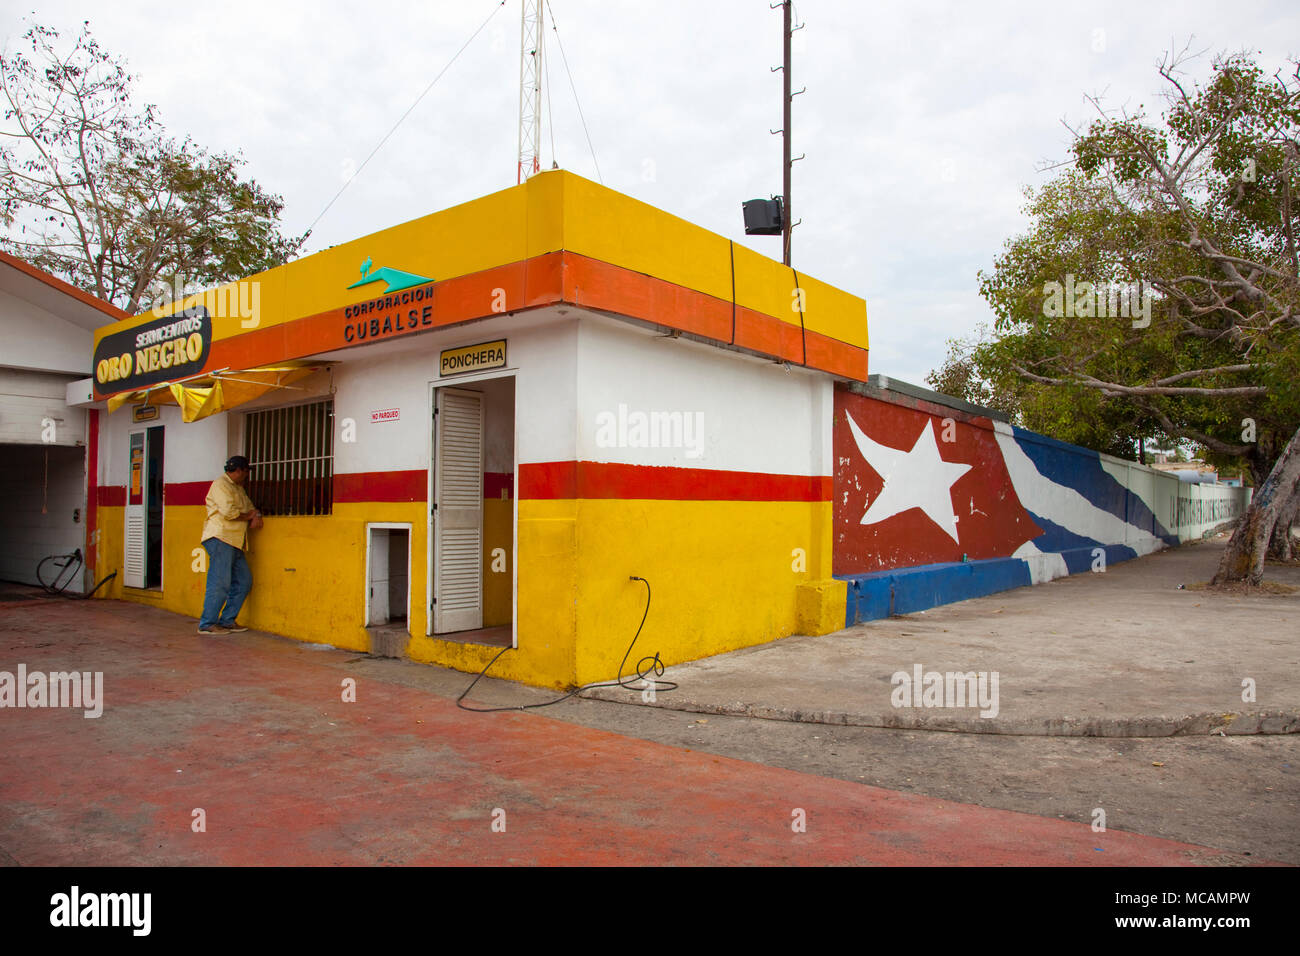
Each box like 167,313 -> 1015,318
304,0 -> 508,240
543,5 -> 557,168
545,0 -> 602,184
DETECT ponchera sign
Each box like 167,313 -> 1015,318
440,339 -> 507,377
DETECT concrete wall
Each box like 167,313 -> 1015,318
566,315 -> 841,684
834,384 -> 1252,624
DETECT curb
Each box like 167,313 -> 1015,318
579,688 -> 1300,737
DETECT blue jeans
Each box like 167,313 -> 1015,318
200,538 -> 252,629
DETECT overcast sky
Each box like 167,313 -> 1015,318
8,1 -> 1298,384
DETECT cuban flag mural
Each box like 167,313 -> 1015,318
832,385 -> 1248,625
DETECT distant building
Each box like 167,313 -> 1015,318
1149,460 -> 1219,484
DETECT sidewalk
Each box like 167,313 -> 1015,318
0,587 -> 1265,864
586,539 -> 1300,736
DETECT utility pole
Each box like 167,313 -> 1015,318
742,6 -> 803,254
781,0 -> 792,265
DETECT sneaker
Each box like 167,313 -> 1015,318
197,625 -> 217,634
217,623 -> 249,633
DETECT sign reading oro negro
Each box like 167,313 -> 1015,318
94,306 -> 212,395
440,340 -> 507,377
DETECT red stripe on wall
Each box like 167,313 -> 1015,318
484,472 -> 513,499
333,470 -> 511,502
86,409 -> 100,569
333,470 -> 428,503
98,486 -> 126,507
164,481 -> 211,506
518,461 -> 831,502
108,467 -> 823,505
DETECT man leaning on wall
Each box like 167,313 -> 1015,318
198,455 -> 263,635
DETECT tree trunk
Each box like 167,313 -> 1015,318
1268,483 -> 1300,562
1213,423 -> 1300,586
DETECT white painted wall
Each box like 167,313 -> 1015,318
1097,450 -> 1252,542
0,369 -> 88,447
0,286 -> 100,376
1173,481 -> 1252,540
576,314 -> 831,476
323,309 -> 574,476
98,402 -> 226,488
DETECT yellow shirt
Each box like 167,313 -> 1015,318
201,473 -> 256,550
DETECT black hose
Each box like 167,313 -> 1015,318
35,550 -> 117,599
37,549 -> 82,594
457,575 -> 677,713
84,571 -> 118,598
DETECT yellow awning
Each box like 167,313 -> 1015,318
106,363 -> 327,423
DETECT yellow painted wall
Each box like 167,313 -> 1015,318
568,498 -> 842,686
482,495 -> 513,627
97,495 -> 578,688
94,491 -> 843,691
95,502 -> 424,653
560,174 -> 735,303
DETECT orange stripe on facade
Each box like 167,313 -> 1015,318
804,325 -> 868,380
562,253 -> 734,343
99,251 -> 866,400
563,253 -> 866,377
205,255 -> 566,377
519,461 -> 832,502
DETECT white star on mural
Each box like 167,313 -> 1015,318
846,414 -> 973,544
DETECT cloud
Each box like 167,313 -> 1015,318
17,0 -> 1300,385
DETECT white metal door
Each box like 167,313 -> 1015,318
123,430 -> 147,588
368,528 -> 391,626
432,388 -> 484,633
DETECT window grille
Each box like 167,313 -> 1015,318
244,399 -> 334,516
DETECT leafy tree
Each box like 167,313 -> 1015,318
0,20 -> 302,314
924,330 -> 1022,419
969,49 -> 1299,585
926,315 -> 1157,462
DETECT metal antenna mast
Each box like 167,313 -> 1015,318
517,0 -> 544,183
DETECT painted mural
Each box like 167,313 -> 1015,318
833,385 -> 1252,624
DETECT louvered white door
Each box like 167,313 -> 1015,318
433,388 -> 484,633
123,430 -> 147,588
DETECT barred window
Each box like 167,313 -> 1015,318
245,399 -> 334,516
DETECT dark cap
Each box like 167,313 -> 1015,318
224,455 -> 251,472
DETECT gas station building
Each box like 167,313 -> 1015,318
82,170 -> 870,688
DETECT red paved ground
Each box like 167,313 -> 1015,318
0,594 -> 1262,865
